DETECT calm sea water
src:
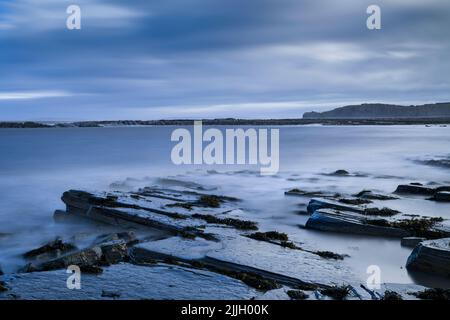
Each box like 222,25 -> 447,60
0,125 -> 449,287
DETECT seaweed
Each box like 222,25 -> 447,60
382,290 -> 403,300
366,216 -> 445,238
192,214 -> 258,230
287,290 -> 309,300
364,207 -> 400,217
280,241 -> 299,249
314,251 -> 348,260
412,288 -> 450,300
197,195 -> 223,208
166,202 -> 194,210
218,269 -> 280,291
248,231 -> 289,242
339,198 -> 372,205
320,285 -> 352,300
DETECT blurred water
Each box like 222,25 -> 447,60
0,125 -> 449,286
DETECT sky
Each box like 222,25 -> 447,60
0,0 -> 449,121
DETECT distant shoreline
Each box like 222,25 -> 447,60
1,118 -> 450,128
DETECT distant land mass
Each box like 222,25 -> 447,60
303,102 -> 450,119
1,103 -> 450,128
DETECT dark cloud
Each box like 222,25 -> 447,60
0,0 -> 449,120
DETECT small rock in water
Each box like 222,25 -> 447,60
320,285 -> 352,300
331,169 -> 350,176
101,290 -> 121,299
23,238 -> 77,261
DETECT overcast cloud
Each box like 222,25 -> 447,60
0,0 -> 449,120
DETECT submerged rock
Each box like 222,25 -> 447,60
406,238 -> 450,277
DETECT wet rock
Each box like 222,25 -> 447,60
433,191 -> 450,202
100,240 -> 129,264
320,285 -> 352,300
305,209 -> 410,238
101,290 -> 121,299
406,238 -> 450,277
412,288 -> 450,300
80,265 -> 103,275
0,266 -> 3,276
353,190 -> 399,201
307,198 -> 365,215
395,184 -> 436,195
30,246 -> 104,272
287,290 -> 309,300
0,281 -> 8,292
2,263 -> 258,300
363,207 -> 400,217
285,189 -> 340,198
247,231 -> 289,242
93,232 -> 136,245
331,170 -> 350,176
367,217 -> 448,239
338,198 -> 372,205
401,237 -> 426,248
381,290 -> 403,300
192,214 -> 258,230
23,238 -> 77,262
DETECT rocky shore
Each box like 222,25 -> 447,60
1,172 -> 450,300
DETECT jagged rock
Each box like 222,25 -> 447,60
433,191 -> 450,202
100,240 -> 129,264
395,184 -> 436,195
23,238 -> 77,262
35,247 -> 103,271
406,238 -> 450,277
305,209 -> 410,238
93,232 -> 136,245
401,237 -> 426,248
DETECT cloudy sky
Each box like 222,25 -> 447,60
0,0 -> 449,121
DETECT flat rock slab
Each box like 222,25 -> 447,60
395,184 -> 436,196
0,263 -> 257,300
407,238 -> 450,277
132,235 -> 356,287
305,209 -> 410,238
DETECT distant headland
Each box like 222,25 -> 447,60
1,102 -> 450,128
